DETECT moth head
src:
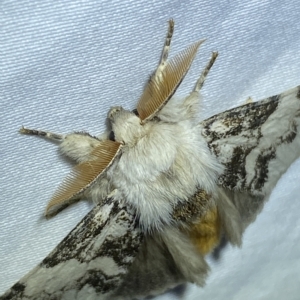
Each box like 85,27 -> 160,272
108,106 -> 143,145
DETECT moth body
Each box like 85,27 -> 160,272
58,91 -> 223,231
110,98 -> 222,230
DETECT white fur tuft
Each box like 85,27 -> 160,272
87,93 -> 224,231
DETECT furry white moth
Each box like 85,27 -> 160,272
1,19 -> 300,300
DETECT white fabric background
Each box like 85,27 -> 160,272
1,1 -> 300,299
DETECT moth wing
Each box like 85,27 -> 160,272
1,197 -> 142,300
200,86 -> 300,236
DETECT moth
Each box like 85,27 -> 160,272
1,19 -> 300,300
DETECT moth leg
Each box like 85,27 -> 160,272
194,51 -> 218,92
20,126 -> 103,163
245,96 -> 253,104
19,126 -> 64,141
178,52 -> 218,120
154,19 -> 174,77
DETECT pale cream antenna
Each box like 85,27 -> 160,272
137,40 -> 205,122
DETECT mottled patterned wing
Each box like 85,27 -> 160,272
0,197 -> 142,300
199,86 -> 300,237
201,86 -> 300,197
